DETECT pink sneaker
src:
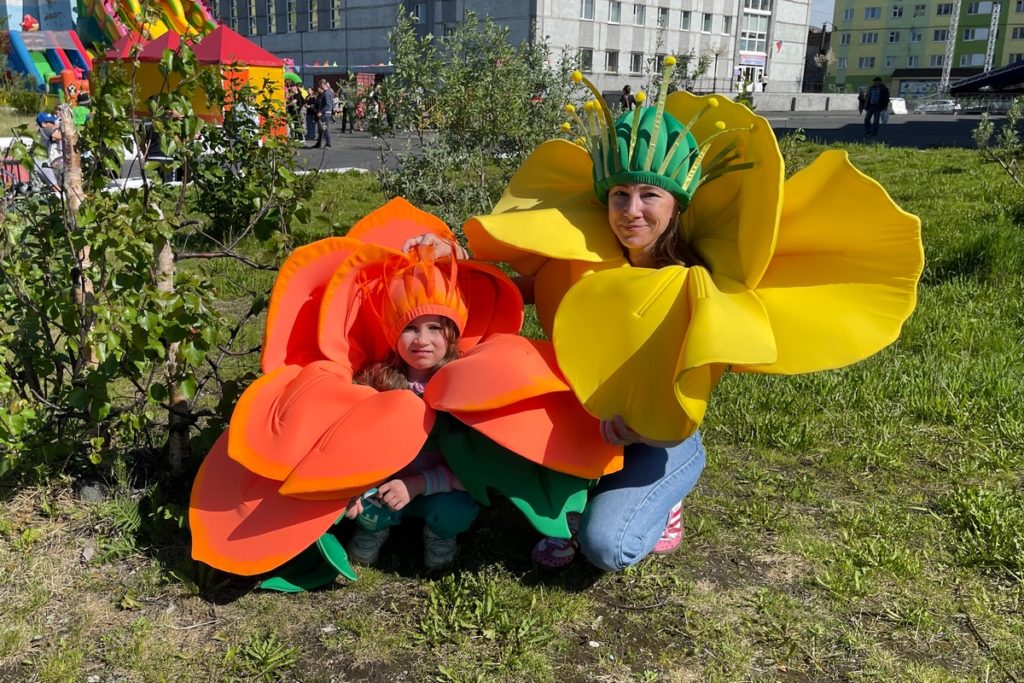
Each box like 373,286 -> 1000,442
652,501 -> 684,555
531,513 -> 581,570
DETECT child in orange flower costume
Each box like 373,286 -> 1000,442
189,198 -> 622,591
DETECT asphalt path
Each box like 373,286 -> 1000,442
295,110 -> 991,173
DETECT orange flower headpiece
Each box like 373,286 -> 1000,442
379,246 -> 469,346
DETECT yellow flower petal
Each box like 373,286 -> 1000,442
666,91 -> 782,288
553,267 -> 777,440
735,151 -> 924,374
533,258 -> 626,337
463,140 -> 622,270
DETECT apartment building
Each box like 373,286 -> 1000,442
231,1 -> 811,93
826,0 -> 1022,94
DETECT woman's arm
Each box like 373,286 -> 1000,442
600,415 -> 685,449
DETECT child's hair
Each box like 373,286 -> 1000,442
353,317 -> 462,391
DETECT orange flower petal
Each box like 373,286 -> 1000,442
228,361 -> 376,481
346,196 -> 454,250
456,262 -> 525,348
425,335 -> 567,411
279,389 -> 435,497
189,433 -> 348,576
449,393 -> 623,479
261,237 -> 363,373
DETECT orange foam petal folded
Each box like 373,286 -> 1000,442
425,335 -> 567,412
456,262 -> 525,348
279,389 -> 436,497
261,237 -> 363,373
228,361 -> 376,481
189,433 -> 348,576
449,392 -> 623,479
345,197 -> 454,250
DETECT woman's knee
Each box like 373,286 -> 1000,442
576,520 -> 647,572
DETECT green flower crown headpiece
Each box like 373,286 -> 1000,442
562,56 -> 753,209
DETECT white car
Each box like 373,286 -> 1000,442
915,99 -> 961,114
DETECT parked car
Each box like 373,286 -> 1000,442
914,99 -> 961,114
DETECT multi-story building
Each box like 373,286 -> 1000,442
232,1 -> 811,94
826,0 -> 1021,94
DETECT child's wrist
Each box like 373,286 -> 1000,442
403,474 -> 427,499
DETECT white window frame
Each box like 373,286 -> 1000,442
861,31 -> 879,44
722,15 -> 732,34
857,56 -> 876,68
930,54 -> 944,66
891,4 -> 903,17
907,54 -> 920,66
581,0 -> 595,20
838,56 -> 848,68
864,6 -> 881,19
606,49 -> 619,73
840,32 -> 851,45
843,8 -> 854,20
579,47 -> 594,72
630,51 -> 644,73
680,9 -> 690,29
933,29 -> 949,41
658,7 -> 669,28
634,3 -> 645,25
702,12 -> 713,32
610,1 -> 621,23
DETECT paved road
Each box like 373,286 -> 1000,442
294,110 -> 991,172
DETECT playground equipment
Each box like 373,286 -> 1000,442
5,30 -> 93,90
79,0 -> 217,46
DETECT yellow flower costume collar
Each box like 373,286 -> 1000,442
465,88 -> 924,441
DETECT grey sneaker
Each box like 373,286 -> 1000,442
347,527 -> 390,566
422,526 -> 457,570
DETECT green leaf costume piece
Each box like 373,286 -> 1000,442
436,416 -> 591,539
258,527 -> 357,592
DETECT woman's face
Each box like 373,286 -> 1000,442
607,184 -> 677,266
395,314 -> 450,382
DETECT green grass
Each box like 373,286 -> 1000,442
2,143 -> 1024,681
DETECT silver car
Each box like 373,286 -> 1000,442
914,99 -> 962,114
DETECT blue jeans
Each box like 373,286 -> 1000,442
577,431 -> 706,572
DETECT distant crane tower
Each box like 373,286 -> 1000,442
984,3 -> 1002,72
939,0 -> 963,93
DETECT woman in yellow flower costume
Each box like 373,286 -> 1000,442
445,59 -> 924,570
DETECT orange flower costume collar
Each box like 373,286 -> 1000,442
190,198 -> 622,579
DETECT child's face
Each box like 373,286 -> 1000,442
395,314 -> 450,380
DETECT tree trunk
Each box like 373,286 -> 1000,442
155,236 -> 190,474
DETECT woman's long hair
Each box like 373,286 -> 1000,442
353,317 -> 462,392
646,206 -> 710,270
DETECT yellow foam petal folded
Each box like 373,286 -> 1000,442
553,267 -> 776,440
734,150 -> 924,374
667,92 -> 782,287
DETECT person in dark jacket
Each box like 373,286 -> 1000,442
313,79 -> 334,148
863,77 -> 890,137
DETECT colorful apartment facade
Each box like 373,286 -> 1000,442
826,0 -> 1024,94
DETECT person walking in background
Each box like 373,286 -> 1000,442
863,77 -> 890,137
303,84 -> 317,142
313,79 -> 334,149
619,84 -> 637,111
338,77 -> 356,134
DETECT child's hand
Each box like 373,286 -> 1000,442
377,476 -> 426,511
344,495 -> 364,519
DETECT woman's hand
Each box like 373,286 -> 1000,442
400,233 -> 468,260
600,415 -> 684,449
377,475 -> 426,511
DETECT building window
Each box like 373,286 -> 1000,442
723,15 -> 732,34
411,1 -> 425,23
740,14 -> 769,52
930,54 -> 944,66
913,3 -> 925,15
744,0 -> 772,10
247,0 -> 257,34
864,6 -> 881,19
936,3 -> 952,14
889,31 -> 900,42
658,7 -> 668,27
581,0 -> 594,20
910,29 -> 922,41
680,10 -> 690,29
606,50 -> 619,72
857,56 -> 876,68
933,29 -> 948,41
842,8 -> 854,20
702,12 -> 713,32
885,55 -> 896,67
907,54 -> 919,66
959,53 -> 985,66
227,0 -> 237,29
964,28 -> 990,40
630,51 -> 643,73
579,48 -> 594,71
1014,27 -> 1024,38
966,2 -> 992,14
840,33 -> 851,44
861,32 -> 878,43
1018,1 -> 1024,11
610,1 -> 621,23
329,0 -> 340,28
891,4 -> 903,17
1009,53 -> 1024,62
308,0 -> 318,30
265,0 -> 275,33
634,3 -> 645,25
838,56 -> 848,69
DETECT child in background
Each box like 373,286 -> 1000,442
344,251 -> 478,570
